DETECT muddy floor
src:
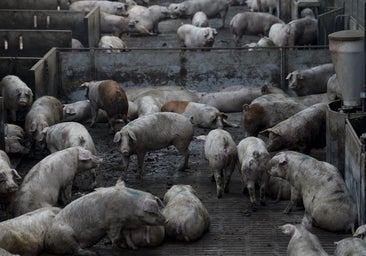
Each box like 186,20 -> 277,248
6,112 -> 349,256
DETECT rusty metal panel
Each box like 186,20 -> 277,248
0,0 -> 71,10
345,116 -> 366,225
0,29 -> 72,57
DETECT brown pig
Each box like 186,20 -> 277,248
0,207 -> 61,256
10,146 -> 103,216
1,75 -> 33,123
24,96 -> 63,149
163,184 -> 210,242
81,79 -> 129,133
44,181 -> 165,256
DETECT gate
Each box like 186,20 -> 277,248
317,6 -> 345,45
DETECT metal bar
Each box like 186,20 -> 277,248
0,97 -> 5,151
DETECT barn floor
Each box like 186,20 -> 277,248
6,113 -> 349,256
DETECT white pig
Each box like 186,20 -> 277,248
260,103 -> 327,153
113,112 -> 194,178
327,73 -> 341,100
230,12 -> 284,46
24,96 -> 63,148
334,224 -> 366,256
269,151 -> 357,232
280,215 -> 329,256
237,137 -> 270,211
119,225 -> 165,249
177,24 -> 218,49
0,248 -> 19,256
4,123 -> 29,154
69,1 -> 129,16
10,147 -> 103,216
44,180 -> 165,256
98,35 -> 127,52
0,207 -> 61,256
0,150 -> 21,203
161,100 -> 238,129
192,11 -> 209,27
204,129 -> 237,198
163,184 -> 210,241
168,0 -> 229,28
1,75 -> 33,123
100,12 -> 139,36
63,100 -> 108,123
148,5 -> 171,33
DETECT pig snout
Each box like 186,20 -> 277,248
0,179 -> 19,194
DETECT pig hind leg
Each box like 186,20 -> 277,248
136,151 -> 146,179
223,161 -> 236,194
247,180 -> 257,211
89,101 -> 99,128
211,167 -> 223,198
174,143 -> 190,172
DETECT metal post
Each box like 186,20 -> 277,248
0,97 -> 5,151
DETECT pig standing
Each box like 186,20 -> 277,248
4,123 -> 29,154
163,184 -> 210,241
44,180 -> 165,256
24,95 -> 63,148
0,150 -> 21,205
204,129 -> 237,198
230,12 -> 284,46
177,24 -> 218,49
69,1 -> 129,16
1,75 -> 33,123
148,5 -> 171,33
0,207 -> 61,256
237,137 -> 270,211
113,112 -> 194,178
192,11 -> 209,27
168,0 -> 229,28
161,100 -> 238,129
269,151 -> 357,232
260,103 -> 327,153
286,63 -> 335,96
10,146 -> 102,216
81,79 -> 129,133
280,216 -> 328,256
242,100 -> 306,136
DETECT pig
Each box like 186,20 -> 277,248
63,100 -> 108,123
113,112 -> 194,178
69,1 -> 129,16
237,137 -> 270,211
98,35 -> 127,52
250,92 -> 290,104
148,5 -> 171,33
244,36 -> 275,50
0,248 -> 19,256
199,85 -> 286,112
192,11 -> 209,27
125,85 -> 187,101
268,23 -> 288,47
4,123 -> 29,154
119,225 -> 165,249
1,75 -> 33,123
266,176 -> 291,201
100,12 -> 138,36
246,0 -> 277,14
24,96 -> 63,149
242,100 -> 306,136
286,63 -> 335,96
260,103 -> 327,153
327,73 -> 341,100
334,237 -> 366,256
44,180 -> 165,256
0,150 -> 21,204
292,93 -> 330,106
280,216 -> 329,256
163,184 -> 210,241
168,0 -> 229,28
177,24 -> 218,49
41,122 -> 96,154
161,101 -> 238,129
269,150 -> 357,232
72,38 -> 84,48
10,146 -> 103,216
81,79 -> 129,133
0,207 -> 61,256
204,129 -> 237,198
230,12 -> 284,46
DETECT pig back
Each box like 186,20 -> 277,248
98,80 -> 128,118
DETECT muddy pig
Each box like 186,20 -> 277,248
24,96 -> 63,149
204,128 -> 237,198
44,180 -> 165,256
81,79 -> 129,133
1,75 -> 33,123
269,151 -> 357,232
0,207 -> 61,256
177,24 -> 218,48
4,123 -> 29,154
280,215 -> 328,256
114,112 -> 193,178
10,146 -> 102,216
163,184 -> 210,241
237,137 -> 270,211
0,150 -> 21,206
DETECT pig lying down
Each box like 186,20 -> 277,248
44,180 -> 165,256
163,184 -> 210,241
10,146 -> 102,216
269,151 -> 357,232
0,207 -> 60,256
114,112 -> 194,178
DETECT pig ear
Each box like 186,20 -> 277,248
143,199 -> 159,214
278,153 -> 287,165
213,29 -> 218,35
155,196 -> 165,208
128,130 -> 137,141
11,169 -> 21,180
280,224 -> 296,236
115,178 -> 126,187
285,73 -> 292,80
41,127 -> 49,135
80,82 -> 89,88
113,132 -> 121,143
77,147 -> 91,160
